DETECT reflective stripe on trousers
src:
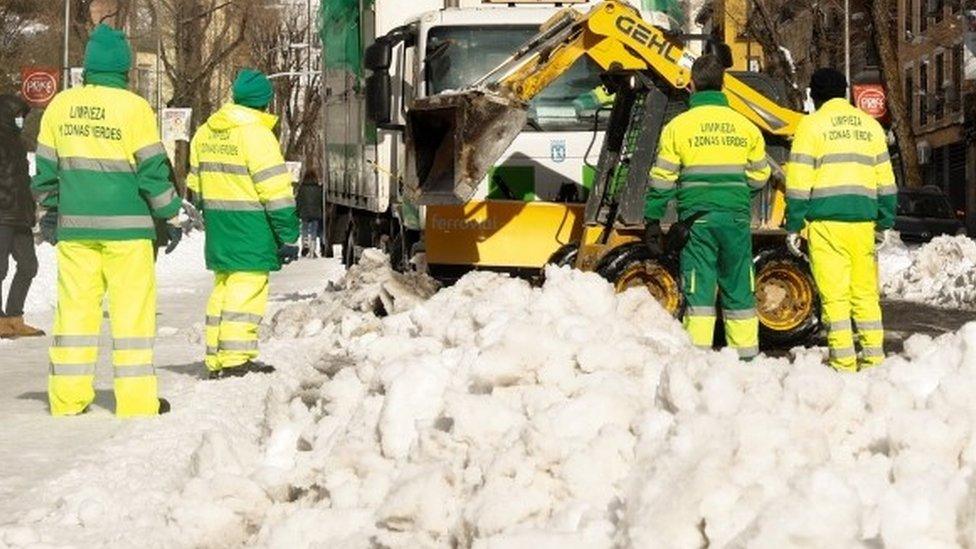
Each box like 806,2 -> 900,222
680,212 -> 759,359
49,240 -> 160,417
205,271 -> 269,371
808,220 -> 884,372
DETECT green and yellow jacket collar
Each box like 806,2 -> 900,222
689,90 -> 729,108
83,71 -> 128,89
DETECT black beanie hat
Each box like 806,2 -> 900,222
809,68 -> 848,102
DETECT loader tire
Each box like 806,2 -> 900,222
754,247 -> 820,347
545,243 -> 580,269
595,242 -> 683,317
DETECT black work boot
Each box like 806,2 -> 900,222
158,398 -> 171,415
218,361 -> 276,378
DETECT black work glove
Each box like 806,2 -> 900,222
40,209 -> 58,245
164,221 -> 183,255
278,243 -> 299,265
644,220 -> 664,256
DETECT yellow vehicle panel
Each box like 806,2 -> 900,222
426,200 -> 584,268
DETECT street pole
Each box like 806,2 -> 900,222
844,0 -> 851,98
156,0 -> 163,128
63,0 -> 71,90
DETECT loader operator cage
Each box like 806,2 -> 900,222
425,25 -> 610,132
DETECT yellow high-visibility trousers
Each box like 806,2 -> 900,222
205,271 -> 269,372
808,220 -> 885,372
49,240 -> 160,417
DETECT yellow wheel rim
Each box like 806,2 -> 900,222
756,260 -> 814,332
614,261 -> 682,316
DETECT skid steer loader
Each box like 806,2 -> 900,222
403,0 -> 821,347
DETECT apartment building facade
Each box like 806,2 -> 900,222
899,0 -> 973,223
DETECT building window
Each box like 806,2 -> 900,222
905,67 -> 914,127
934,52 -> 945,120
919,62 -> 929,126
934,0 -> 944,23
904,0 -> 914,37
951,44 -> 963,112
919,0 -> 928,32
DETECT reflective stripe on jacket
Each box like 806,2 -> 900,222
644,91 -> 771,221
30,85 -> 178,241
187,103 -> 299,272
784,98 -> 897,232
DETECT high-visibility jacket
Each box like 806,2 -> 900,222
187,103 -> 299,272
784,98 -> 897,232
31,85 -> 179,240
644,91 -> 771,220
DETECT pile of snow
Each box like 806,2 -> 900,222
880,235 -> 976,310
8,253 -> 976,547
160,265 -> 976,546
267,248 -> 439,339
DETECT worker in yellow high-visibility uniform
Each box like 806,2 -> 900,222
31,24 -> 182,417
186,69 -> 299,379
785,68 -> 897,372
644,55 -> 771,359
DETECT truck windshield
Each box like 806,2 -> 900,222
425,25 -> 608,132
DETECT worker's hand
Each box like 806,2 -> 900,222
644,220 -> 664,256
278,242 -> 299,265
164,218 -> 183,255
39,209 -> 58,245
786,232 -> 804,258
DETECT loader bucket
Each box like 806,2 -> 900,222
404,90 -> 527,204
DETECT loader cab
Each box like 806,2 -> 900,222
414,7 -> 609,204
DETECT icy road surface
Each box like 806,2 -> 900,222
1,240 -> 976,547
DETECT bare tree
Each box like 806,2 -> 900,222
247,2 -> 322,168
747,0 -> 807,109
148,0 -> 250,123
0,0 -> 40,91
866,0 -> 923,187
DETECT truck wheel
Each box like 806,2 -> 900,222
595,242 -> 683,317
754,247 -> 821,347
342,219 -> 359,268
388,225 -> 420,273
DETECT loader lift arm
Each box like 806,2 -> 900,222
403,0 -> 803,205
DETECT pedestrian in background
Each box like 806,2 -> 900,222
186,69 -> 300,380
784,68 -> 896,372
295,170 -> 323,258
31,24 -> 183,417
0,94 -> 43,339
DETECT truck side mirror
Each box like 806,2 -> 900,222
365,40 -> 392,71
365,72 -> 392,126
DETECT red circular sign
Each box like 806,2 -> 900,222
855,87 -> 887,119
21,71 -> 57,105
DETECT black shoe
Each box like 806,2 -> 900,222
242,360 -> 276,374
215,361 -> 276,379
207,370 -> 222,380
158,398 -> 171,415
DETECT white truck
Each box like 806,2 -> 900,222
321,0 -> 611,275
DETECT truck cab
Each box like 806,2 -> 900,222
322,0 -> 607,273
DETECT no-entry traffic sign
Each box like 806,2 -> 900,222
20,67 -> 60,108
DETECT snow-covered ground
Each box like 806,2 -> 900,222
4,242 -> 976,547
879,234 -> 976,310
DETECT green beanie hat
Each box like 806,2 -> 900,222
233,69 -> 274,109
83,24 -> 132,74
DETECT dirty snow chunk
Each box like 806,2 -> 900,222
879,234 -> 976,309
267,248 -> 439,337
